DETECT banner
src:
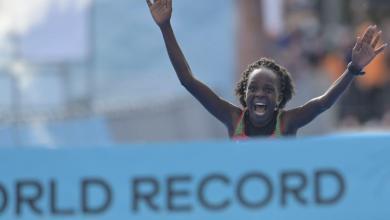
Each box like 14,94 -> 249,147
0,135 -> 390,220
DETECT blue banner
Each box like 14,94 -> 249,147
1,135 -> 390,220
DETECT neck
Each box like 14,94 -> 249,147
245,110 -> 278,136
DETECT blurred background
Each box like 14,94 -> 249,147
0,0 -> 389,147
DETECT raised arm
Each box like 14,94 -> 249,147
285,25 -> 388,131
146,0 -> 240,129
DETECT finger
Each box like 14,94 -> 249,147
362,26 -> 375,44
371,31 -> 382,48
361,25 -> 375,45
167,0 -> 172,9
375,43 -> 388,55
146,0 -> 152,7
162,0 -> 167,8
354,36 -> 362,51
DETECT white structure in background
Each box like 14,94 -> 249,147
262,0 -> 284,36
19,0 -> 91,63
0,0 -> 235,145
0,0 -> 93,146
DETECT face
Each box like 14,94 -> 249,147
245,68 -> 281,127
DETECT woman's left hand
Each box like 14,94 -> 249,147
351,25 -> 388,70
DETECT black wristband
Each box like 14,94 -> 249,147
347,62 -> 365,76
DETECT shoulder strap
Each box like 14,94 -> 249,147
274,111 -> 284,137
233,110 -> 246,137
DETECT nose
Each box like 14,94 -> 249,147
255,90 -> 265,97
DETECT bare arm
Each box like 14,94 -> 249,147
161,22 -> 240,127
146,0 -> 240,128
285,25 -> 388,131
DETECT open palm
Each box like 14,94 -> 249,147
352,25 -> 388,70
146,0 -> 172,27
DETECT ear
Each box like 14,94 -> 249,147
274,97 -> 282,111
277,95 -> 283,107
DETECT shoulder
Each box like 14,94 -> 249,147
279,109 -> 299,135
227,107 -> 245,136
230,107 -> 245,126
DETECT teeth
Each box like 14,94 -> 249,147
254,102 -> 267,116
255,102 -> 266,106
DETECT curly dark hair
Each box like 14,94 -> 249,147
235,57 -> 295,109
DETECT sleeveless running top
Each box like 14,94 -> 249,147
232,110 -> 283,140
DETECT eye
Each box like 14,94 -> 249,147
248,85 -> 256,92
264,87 -> 274,94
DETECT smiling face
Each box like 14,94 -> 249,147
245,68 -> 281,127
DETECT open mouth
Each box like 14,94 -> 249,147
254,102 -> 267,116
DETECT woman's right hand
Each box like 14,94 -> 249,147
146,0 -> 172,28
